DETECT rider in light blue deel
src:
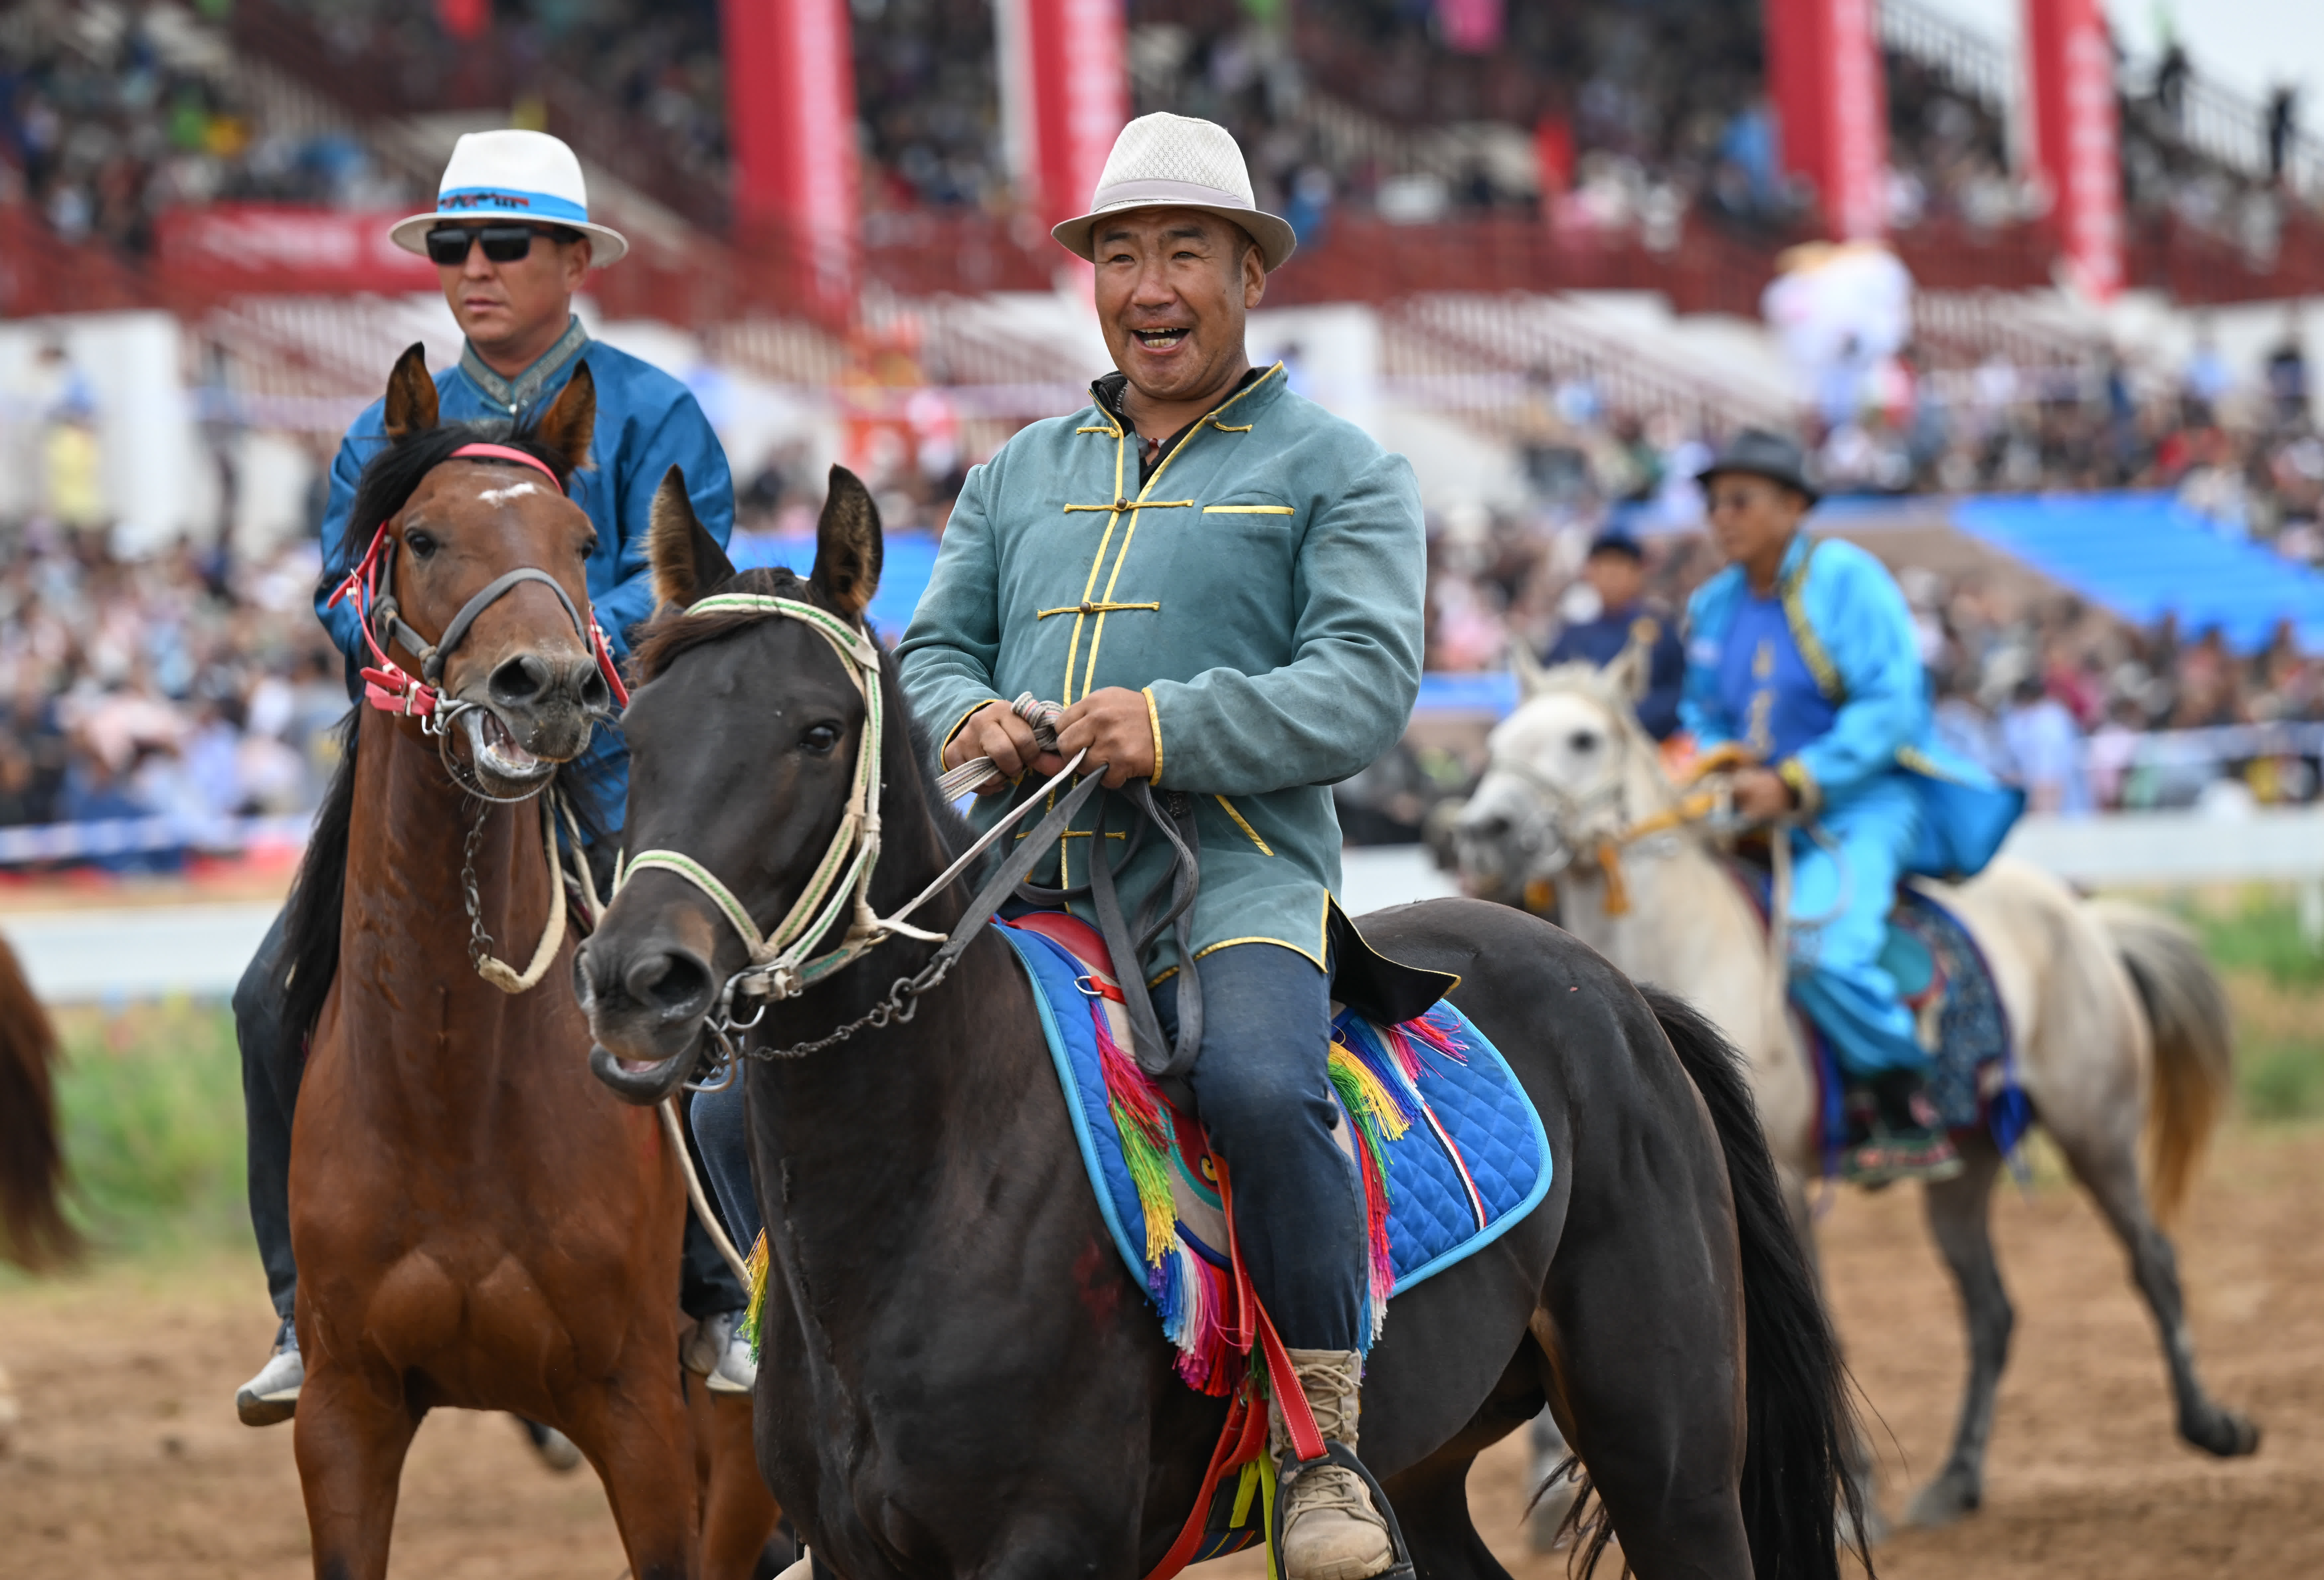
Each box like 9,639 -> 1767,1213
1680,429 -> 2024,1184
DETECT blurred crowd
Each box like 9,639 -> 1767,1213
0,1 -> 410,257
0,517 -> 346,868
5,0 -> 2308,269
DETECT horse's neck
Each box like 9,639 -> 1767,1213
337,712 -> 565,1062
1561,782 -> 1783,1057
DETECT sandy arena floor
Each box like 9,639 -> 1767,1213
3,1125 -> 2317,1579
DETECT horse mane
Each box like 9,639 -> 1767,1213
276,408 -> 608,1051
0,935 -> 79,1269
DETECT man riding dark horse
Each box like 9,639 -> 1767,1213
231,129 -> 751,1424
895,113 -> 1426,1580
1684,430 -> 2023,1185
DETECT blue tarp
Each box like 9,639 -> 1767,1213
1947,492 -> 2324,652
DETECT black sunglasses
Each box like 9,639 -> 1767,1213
424,223 -> 548,266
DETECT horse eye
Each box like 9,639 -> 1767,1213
800,722 -> 842,755
406,530 -> 437,559
1568,731 -> 1599,753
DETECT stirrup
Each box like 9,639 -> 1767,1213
1269,1438 -> 1416,1580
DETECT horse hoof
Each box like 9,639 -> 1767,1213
2185,1408 -> 2262,1458
1904,1473 -> 1980,1529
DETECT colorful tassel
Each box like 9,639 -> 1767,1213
740,1229 -> 771,1365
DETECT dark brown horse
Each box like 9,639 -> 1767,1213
576,471 -> 1861,1580
0,932 -> 77,1454
273,346 -> 777,1579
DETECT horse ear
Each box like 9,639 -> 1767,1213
808,465 -> 882,624
382,343 -> 437,438
1602,633 -> 1651,708
531,361 -> 597,475
649,465 -> 736,611
1509,636 -> 1552,700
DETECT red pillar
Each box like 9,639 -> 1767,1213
723,0 -> 860,316
2024,0 -> 2123,301
1765,0 -> 1889,240
999,0 -> 1128,236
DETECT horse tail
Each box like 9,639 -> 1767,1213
0,936 -> 80,1270
2088,899 -> 2233,1224
1643,981 -> 1864,1580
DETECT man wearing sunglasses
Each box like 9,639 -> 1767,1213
229,129 -> 751,1434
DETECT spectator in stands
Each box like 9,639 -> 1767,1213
2000,674 -> 2090,815
1541,526 -> 1685,738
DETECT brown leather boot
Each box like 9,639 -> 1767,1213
1270,1348 -> 1396,1580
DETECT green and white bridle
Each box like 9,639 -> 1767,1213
613,594 -> 948,1007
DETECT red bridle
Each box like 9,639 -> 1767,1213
325,442 -> 631,721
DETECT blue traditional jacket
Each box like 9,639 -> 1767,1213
897,364 -> 1427,980
1681,533 -> 2022,878
314,319 -> 735,826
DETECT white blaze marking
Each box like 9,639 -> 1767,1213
478,480 -> 542,507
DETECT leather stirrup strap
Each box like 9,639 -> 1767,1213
1218,1156 -> 1329,1463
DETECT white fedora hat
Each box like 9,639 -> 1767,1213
390,129 -> 629,267
1051,113 -> 1296,272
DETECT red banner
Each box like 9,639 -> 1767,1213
722,0 -> 860,314
154,206 -> 439,292
999,0 -> 1127,235
1764,0 -> 1889,241
2024,0 -> 2123,302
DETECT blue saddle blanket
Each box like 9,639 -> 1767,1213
996,913 -> 1553,1396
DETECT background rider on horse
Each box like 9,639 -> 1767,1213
230,129 -> 753,1427
896,113 -> 1430,1580
1683,428 -> 2025,1185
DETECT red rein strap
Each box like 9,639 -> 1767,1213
1141,1156 -> 1332,1580
324,443 -> 630,716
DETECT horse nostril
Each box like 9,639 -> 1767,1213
624,949 -> 713,1021
489,653 -> 552,706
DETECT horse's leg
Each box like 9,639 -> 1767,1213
565,1372 -> 704,1580
1903,1133 -> 2008,1528
292,1363 -> 419,1580
2045,1119 -> 2260,1458
694,1379 -> 787,1579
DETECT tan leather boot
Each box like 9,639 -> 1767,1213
1270,1347 -> 1396,1580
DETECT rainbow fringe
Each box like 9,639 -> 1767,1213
741,1229 -> 771,1365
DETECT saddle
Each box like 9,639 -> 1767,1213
994,905 -> 1552,1569
1728,861 -> 2032,1170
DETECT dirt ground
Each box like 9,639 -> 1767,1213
4,1125 -> 2319,1580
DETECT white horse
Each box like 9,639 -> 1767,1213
1453,652 -> 2259,1529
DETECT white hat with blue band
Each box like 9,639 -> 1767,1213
390,129 -> 629,267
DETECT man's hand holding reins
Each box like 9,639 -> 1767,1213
1730,766 -> 1796,822
942,688 -> 1158,793
1053,688 -> 1156,790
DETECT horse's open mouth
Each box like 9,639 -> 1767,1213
460,706 -> 555,785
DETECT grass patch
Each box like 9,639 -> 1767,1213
2182,895 -> 2324,1123
46,1000 -> 251,1257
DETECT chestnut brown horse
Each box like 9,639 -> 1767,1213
0,932 -> 77,1455
271,346 -> 777,1579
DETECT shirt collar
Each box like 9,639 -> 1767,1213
460,316 -> 590,418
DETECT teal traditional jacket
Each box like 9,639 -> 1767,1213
1680,532 -> 2024,878
897,363 -> 1427,980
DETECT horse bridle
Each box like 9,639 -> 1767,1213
612,593 -> 1194,1079
326,441 -> 629,992
326,442 -> 630,767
